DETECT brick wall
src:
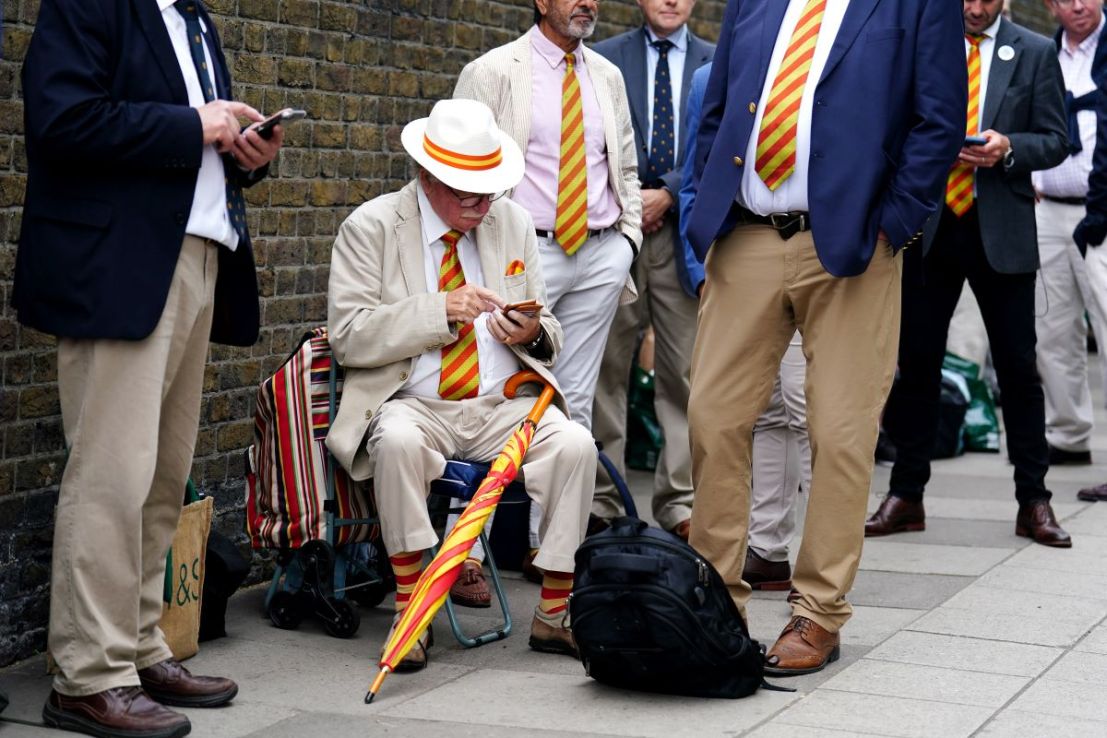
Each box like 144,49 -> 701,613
0,0 -> 728,667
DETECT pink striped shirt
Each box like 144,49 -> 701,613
511,26 -> 621,232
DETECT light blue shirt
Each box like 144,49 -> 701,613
645,24 -> 688,154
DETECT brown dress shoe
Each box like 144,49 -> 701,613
449,560 -> 492,608
521,548 -> 544,585
671,519 -> 690,541
1016,500 -> 1072,548
1077,482 -> 1107,502
764,616 -> 840,676
137,659 -> 237,708
865,495 -> 925,536
43,687 -> 191,738
528,612 -> 578,658
742,549 -> 792,591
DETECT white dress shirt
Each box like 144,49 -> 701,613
645,24 -> 688,154
1033,14 -> 1105,199
970,14 -> 1003,134
395,184 -> 518,400
738,0 -> 850,215
158,0 -> 238,250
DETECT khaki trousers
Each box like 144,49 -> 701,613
50,236 -> 218,695
688,226 -> 901,633
366,395 -> 595,574
592,220 -> 698,530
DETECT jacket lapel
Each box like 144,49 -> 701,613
475,212 -> 505,298
510,35 -> 535,157
819,0 -> 882,84
394,183 -> 425,298
982,21 -> 1020,131
584,45 -> 620,186
626,29 -> 650,147
759,0 -> 792,90
132,0 -> 189,103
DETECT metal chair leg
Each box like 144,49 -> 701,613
442,530 -> 513,648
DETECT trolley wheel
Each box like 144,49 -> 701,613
267,590 -> 305,630
299,540 -> 335,582
349,579 -> 388,609
321,597 -> 361,638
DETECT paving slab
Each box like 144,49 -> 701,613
818,659 -> 1027,708
911,497 -> 1084,523
976,710 -> 1107,737
244,714 -> 610,738
1002,541 -> 1107,575
939,584 -> 1107,626
1006,678 -> 1107,722
1039,650 -> 1107,685
907,605 -> 1096,647
837,606 -> 923,648
860,518 -> 1026,549
858,541 -> 1012,576
1074,624 -> 1107,654
747,723 -> 894,738
863,631 -> 1060,677
379,668 -> 799,738
1062,501 -> 1107,534
974,565 -> 1107,602
847,571 -> 972,610
769,690 -> 993,738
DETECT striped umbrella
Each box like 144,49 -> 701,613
365,370 -> 556,703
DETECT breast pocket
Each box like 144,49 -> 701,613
865,28 -> 905,44
503,272 -> 528,300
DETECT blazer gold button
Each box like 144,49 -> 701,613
748,102 -> 756,114
733,156 -> 744,167
399,371 -> 409,381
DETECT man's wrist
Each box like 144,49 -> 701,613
524,328 -> 546,351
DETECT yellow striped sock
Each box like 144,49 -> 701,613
390,551 -> 423,612
538,570 -> 574,619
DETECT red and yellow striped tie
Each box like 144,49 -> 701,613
755,0 -> 827,190
438,229 -> 480,401
555,52 -> 589,255
946,35 -> 984,217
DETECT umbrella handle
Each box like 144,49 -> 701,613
504,370 -> 556,425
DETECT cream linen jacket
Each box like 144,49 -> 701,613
453,32 -> 641,305
326,181 -> 567,481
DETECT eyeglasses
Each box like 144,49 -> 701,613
433,177 -> 506,208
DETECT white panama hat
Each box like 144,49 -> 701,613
401,99 -> 525,195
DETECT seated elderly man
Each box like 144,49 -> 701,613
326,99 -> 594,670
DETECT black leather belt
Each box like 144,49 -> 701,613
736,208 -> 813,240
535,227 -> 609,241
1042,195 -> 1086,206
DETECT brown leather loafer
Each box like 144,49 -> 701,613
1077,482 -> 1107,502
742,549 -> 792,591
43,687 -> 191,738
764,616 -> 840,676
449,560 -> 492,608
865,494 -> 925,537
1016,500 -> 1072,548
137,659 -> 237,708
528,613 -> 577,658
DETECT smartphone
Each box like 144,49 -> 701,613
964,135 -> 988,146
247,108 -> 306,139
503,300 -> 543,316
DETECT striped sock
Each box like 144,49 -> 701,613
390,551 -> 423,612
538,570 -> 574,621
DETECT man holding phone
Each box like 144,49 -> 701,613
15,1 -> 283,736
871,0 -> 1071,547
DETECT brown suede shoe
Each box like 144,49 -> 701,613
1016,500 -> 1072,548
865,495 -> 925,537
43,687 -> 191,738
671,519 -> 690,541
1077,482 -> 1107,502
137,659 -> 237,708
764,616 -> 840,676
528,613 -> 578,658
449,560 -> 492,608
742,549 -> 792,591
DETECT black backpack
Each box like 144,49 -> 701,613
569,517 -> 768,698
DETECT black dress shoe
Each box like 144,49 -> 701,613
1048,445 -> 1092,466
865,495 -> 925,536
43,687 -> 190,738
742,549 -> 791,591
137,659 -> 238,708
1016,500 -> 1072,548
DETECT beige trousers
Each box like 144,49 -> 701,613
366,395 -> 594,574
592,220 -> 698,530
50,236 -> 218,695
688,226 -> 901,633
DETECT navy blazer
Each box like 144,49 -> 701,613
14,0 -> 264,346
687,0 -> 967,277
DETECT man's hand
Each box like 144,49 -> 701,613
958,129 -> 1010,169
641,188 -> 674,233
488,308 -> 541,346
198,101 -> 262,153
1074,217 -> 1107,257
233,125 -> 284,170
446,285 -> 501,325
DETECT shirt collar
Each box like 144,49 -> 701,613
1063,13 -> 1105,56
158,0 -> 179,11
415,180 -> 463,250
530,25 -> 585,70
979,14 -> 1002,41
645,23 -> 688,52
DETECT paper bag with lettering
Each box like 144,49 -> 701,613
160,494 -> 214,661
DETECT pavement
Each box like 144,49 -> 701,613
4,396 -> 1107,737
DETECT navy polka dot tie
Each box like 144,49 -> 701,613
648,38 -> 675,179
174,0 -> 248,242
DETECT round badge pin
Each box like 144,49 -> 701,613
998,45 -> 1015,62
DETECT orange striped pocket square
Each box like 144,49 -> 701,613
505,260 -> 525,276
